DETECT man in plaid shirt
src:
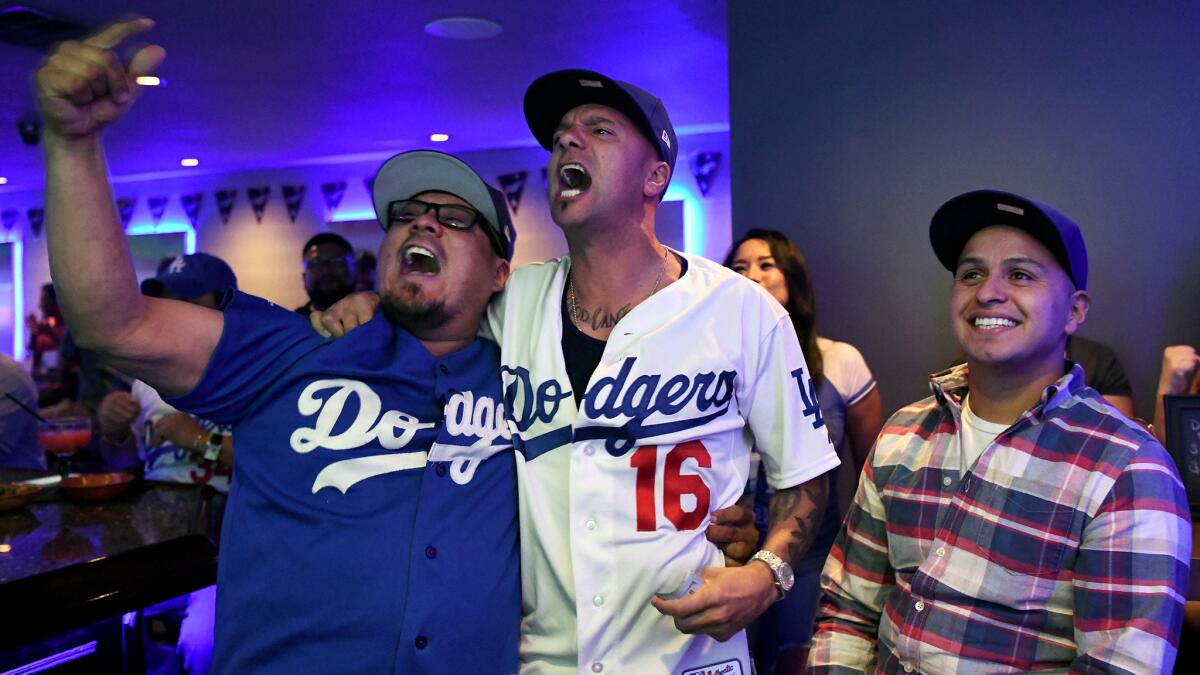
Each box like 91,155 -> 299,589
809,190 -> 1191,673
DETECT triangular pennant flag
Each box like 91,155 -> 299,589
215,189 -> 237,224
1,208 -> 17,232
689,151 -> 722,197
282,184 -> 306,223
116,198 -> 136,227
320,181 -> 347,213
148,196 -> 169,223
28,207 -> 45,238
247,186 -> 271,223
497,171 -> 527,214
181,193 -> 204,228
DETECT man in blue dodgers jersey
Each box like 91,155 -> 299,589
490,71 -> 841,674
36,18 -> 519,674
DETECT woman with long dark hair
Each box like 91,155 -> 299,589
725,228 -> 885,674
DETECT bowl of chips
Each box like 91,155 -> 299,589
59,472 -> 136,502
0,483 -> 43,510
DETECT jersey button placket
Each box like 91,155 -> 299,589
591,663 -> 603,673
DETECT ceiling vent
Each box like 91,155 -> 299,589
0,4 -> 89,51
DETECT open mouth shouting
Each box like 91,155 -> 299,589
558,162 -> 591,200
401,243 -> 442,276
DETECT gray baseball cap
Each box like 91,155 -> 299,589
371,150 -> 516,261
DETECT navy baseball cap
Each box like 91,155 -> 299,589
524,69 -> 679,175
930,189 -> 1088,290
141,253 -> 238,299
372,150 -> 516,261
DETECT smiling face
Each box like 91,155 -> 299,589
950,225 -> 1089,381
376,191 -> 508,338
548,103 -> 668,231
729,238 -> 789,306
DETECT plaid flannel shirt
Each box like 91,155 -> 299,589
809,363 -> 1191,674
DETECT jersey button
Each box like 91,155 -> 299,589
438,364 -> 449,374
415,636 -> 428,650
583,446 -> 595,456
902,664 -> 913,673
435,463 -> 447,477
592,594 -> 604,607
425,546 -> 437,559
591,663 -> 603,673
942,476 -> 952,487
585,519 -> 597,531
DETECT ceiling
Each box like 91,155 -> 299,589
0,0 -> 728,192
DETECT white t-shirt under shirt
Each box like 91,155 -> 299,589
958,394 -> 1009,474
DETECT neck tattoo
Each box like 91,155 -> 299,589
568,246 -> 670,333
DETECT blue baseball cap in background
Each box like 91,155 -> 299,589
141,252 -> 239,299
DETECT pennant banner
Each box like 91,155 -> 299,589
689,152 -> 722,197
247,186 -> 271,223
216,189 -> 237,224
321,181 -> 346,213
27,207 -> 45,238
282,184 -> 306,223
116,198 -> 136,227
148,196 -> 169,223
181,193 -> 204,228
497,171 -> 527,214
1,208 -> 17,232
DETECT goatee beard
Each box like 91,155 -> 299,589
380,283 -> 450,333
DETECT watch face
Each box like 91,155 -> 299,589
779,563 -> 795,591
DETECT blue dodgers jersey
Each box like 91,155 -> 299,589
168,292 -> 519,674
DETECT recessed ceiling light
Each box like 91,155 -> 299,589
423,17 -> 502,40
136,76 -> 163,86
429,133 -> 450,142
0,177 -> 7,185
180,158 -> 199,167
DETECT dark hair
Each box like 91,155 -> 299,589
302,232 -> 353,257
723,228 -> 823,386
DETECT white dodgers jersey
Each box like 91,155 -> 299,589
487,251 -> 839,675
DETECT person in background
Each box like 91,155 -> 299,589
97,253 -> 237,675
1153,344 -> 1200,445
810,189 -> 1190,672
725,228 -> 884,674
0,353 -> 45,469
354,250 -> 377,292
295,232 -> 355,316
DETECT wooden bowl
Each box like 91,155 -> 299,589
0,483 -> 43,510
59,473 -> 136,502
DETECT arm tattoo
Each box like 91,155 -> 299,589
577,304 -> 632,331
766,476 -> 829,564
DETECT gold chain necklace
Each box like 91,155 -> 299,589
568,247 -> 670,331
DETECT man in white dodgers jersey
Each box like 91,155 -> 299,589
36,19 -> 522,673
484,70 -> 840,674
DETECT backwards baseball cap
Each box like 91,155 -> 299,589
524,69 -> 679,175
141,253 -> 238,299
372,150 -> 516,261
929,189 -> 1088,290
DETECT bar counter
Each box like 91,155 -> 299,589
0,468 -> 218,650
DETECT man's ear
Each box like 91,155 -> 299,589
643,161 -> 671,199
492,258 -> 511,294
1064,289 -> 1091,336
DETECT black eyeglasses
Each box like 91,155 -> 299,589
386,199 -> 505,258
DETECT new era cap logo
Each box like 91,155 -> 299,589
661,129 -> 671,148
579,79 -> 604,88
996,203 -> 1024,216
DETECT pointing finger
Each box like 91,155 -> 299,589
84,17 -> 156,51
127,44 -> 166,80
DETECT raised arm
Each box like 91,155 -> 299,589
38,18 -> 221,396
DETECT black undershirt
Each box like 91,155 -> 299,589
560,254 -> 688,407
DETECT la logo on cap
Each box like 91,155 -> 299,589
661,130 -> 671,148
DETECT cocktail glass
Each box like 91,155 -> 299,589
38,417 -> 93,480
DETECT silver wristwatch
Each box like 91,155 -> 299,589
751,550 -> 794,600
201,432 -> 224,463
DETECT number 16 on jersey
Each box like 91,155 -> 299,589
629,440 -> 712,532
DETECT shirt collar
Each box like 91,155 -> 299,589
929,360 -> 1086,421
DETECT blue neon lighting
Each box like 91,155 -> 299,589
125,220 -> 197,254
663,185 -> 706,255
0,232 -> 23,360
